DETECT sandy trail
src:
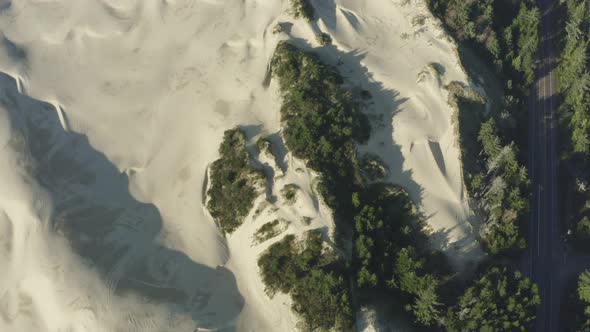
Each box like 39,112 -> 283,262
0,0 -> 480,331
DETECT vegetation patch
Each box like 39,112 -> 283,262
257,230 -> 352,330
281,183 -> 299,204
271,41 -> 370,232
445,266 -> 540,331
257,136 -> 282,171
429,0 -> 539,255
447,81 -> 529,254
426,0 -> 539,86
254,219 -> 289,244
289,0 -> 314,21
269,41 -> 448,330
361,153 -> 389,181
301,216 -> 313,225
352,184 -> 444,326
207,128 -> 265,234
561,269 -> 590,331
316,32 -> 332,46
557,0 -> 590,248
264,39 -> 538,331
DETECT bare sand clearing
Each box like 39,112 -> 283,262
0,0 -> 481,331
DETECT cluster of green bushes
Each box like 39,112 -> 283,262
271,41 -> 370,229
290,0 -> 314,21
352,184 -> 444,326
427,0 -> 538,255
559,269 -> 590,331
575,270 -> 590,330
361,153 -> 389,181
426,0 -> 539,88
558,0 -> 590,156
257,231 -> 352,330
445,266 -> 540,331
254,219 -> 288,244
267,40 -> 539,330
475,119 -> 529,254
281,183 -> 299,204
316,32 -> 332,46
207,128 -> 265,234
450,84 -> 529,254
270,40 -> 443,329
557,0 -> 590,250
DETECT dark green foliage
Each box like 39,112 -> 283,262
504,3 -> 540,85
429,0 -> 497,52
281,183 -> 299,204
451,87 -> 528,254
290,0 -> 314,21
271,41 -> 370,229
557,0 -> 590,244
361,153 -> 389,181
427,0 -> 539,85
446,266 -> 540,331
558,0 -> 590,155
207,128 -> 264,234
577,270 -> 590,330
477,119 -> 529,254
577,216 -> 590,238
392,247 -> 442,326
427,0 -> 537,255
258,234 -> 300,295
352,184 -> 442,326
292,269 -> 353,331
316,32 -> 332,46
574,214 -> 590,251
255,219 -> 286,243
257,231 -> 352,330
353,184 -> 421,289
354,205 -> 384,288
559,270 -> 590,331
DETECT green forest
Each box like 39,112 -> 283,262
260,40 -> 539,331
204,0 -> 546,329
427,0 -> 539,255
557,0 -> 590,250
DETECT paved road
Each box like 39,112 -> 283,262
526,0 -> 590,330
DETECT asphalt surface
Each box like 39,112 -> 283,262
525,0 -> 590,330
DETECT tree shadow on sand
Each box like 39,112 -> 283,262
0,73 -> 243,331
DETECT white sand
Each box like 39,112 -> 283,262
0,0 -> 481,331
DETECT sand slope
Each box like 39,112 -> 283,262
0,0 -> 480,331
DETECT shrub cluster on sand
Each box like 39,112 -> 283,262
271,41 -> 370,228
207,128 -> 265,234
281,183 -> 299,204
290,0 -> 314,21
257,231 -> 352,330
316,32 -> 332,46
361,153 -> 389,181
254,219 -> 288,244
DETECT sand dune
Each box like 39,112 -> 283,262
0,0 -> 481,330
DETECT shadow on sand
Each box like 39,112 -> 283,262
0,72 -> 243,331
